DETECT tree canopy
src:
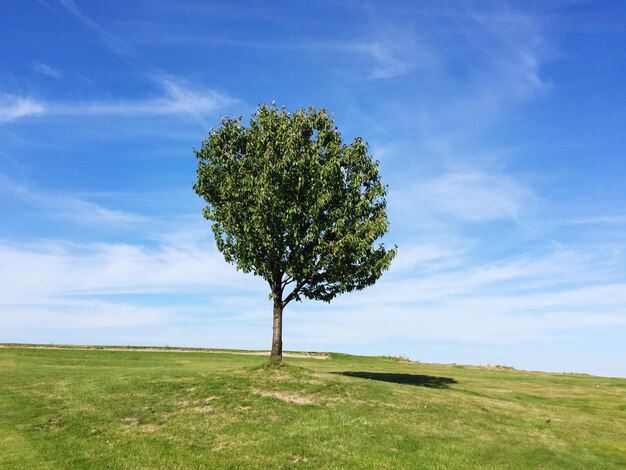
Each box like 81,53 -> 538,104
194,103 -> 396,363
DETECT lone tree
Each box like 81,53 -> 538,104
193,104 -> 396,365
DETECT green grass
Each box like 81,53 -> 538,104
1,345 -> 624,469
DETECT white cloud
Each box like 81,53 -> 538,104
285,248 -> 626,347
36,0 -> 55,12
0,217 -> 624,374
54,77 -> 235,118
342,249 -> 614,309
387,242 -> 466,274
0,77 -> 235,125
405,9 -> 550,157
58,0 -> 136,60
0,175 -> 143,226
0,224 -> 273,342
31,62 -> 63,80
0,235 -> 264,303
350,42 -> 415,79
287,301 -> 626,348
0,299 -> 173,330
567,215 -> 626,225
0,225 -> 268,337
279,244 -> 626,350
396,169 -> 533,223
0,95 -> 46,123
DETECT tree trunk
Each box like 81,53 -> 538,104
270,298 -> 283,365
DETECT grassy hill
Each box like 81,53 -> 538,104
1,345 -> 624,469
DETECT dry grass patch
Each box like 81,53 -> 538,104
191,405 -> 214,413
177,395 -> 220,407
138,424 -> 160,433
211,435 -> 235,452
252,388 -> 315,405
119,418 -> 161,435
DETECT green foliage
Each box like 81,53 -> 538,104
193,104 -> 396,303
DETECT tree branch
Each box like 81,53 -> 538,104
281,275 -> 295,289
282,259 -> 327,306
282,278 -> 307,307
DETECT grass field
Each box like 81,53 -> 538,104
1,345 -> 624,469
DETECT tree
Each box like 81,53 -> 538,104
193,104 -> 396,365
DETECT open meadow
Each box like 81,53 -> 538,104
0,345 -> 624,469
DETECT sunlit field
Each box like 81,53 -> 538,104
1,345 -> 624,469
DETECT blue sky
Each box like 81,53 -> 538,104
1,1 -> 625,377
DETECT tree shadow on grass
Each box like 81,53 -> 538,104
332,371 -> 457,388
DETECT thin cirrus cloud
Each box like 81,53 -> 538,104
469,9 -> 548,95
567,215 -> 626,225
0,95 -> 46,123
51,78 -> 236,118
343,248 -> 619,307
386,243 -> 467,274
31,62 -> 63,80
0,77 -> 236,124
0,231 -> 267,344
0,174 -> 143,226
395,169 -> 533,223
2,226 -> 623,348
0,231 -> 267,343
464,12 -> 549,121
0,299 -> 175,330
285,246 -> 626,348
58,0 -> 136,61
0,236 -> 257,303
53,1 -> 236,121
409,10 -> 549,145
286,298 -> 626,349
348,41 -> 417,79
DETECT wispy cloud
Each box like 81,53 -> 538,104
470,10 -> 549,96
387,242 -> 467,274
567,215 -> 626,225
134,35 -> 422,81
287,293 -> 626,350
0,232 -> 268,346
348,41 -> 416,79
0,233 -> 264,303
31,62 -> 63,80
0,95 -> 46,123
403,8 -> 550,156
0,299 -> 174,330
53,76 -> 235,119
371,249 -> 618,304
395,169 -> 533,223
36,0 -> 56,11
57,0 -> 136,60
454,9 -> 550,120
0,77 -> 235,124
286,247 -> 626,349
1,234 -> 623,366
0,174 -> 143,226
50,1 -> 235,125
